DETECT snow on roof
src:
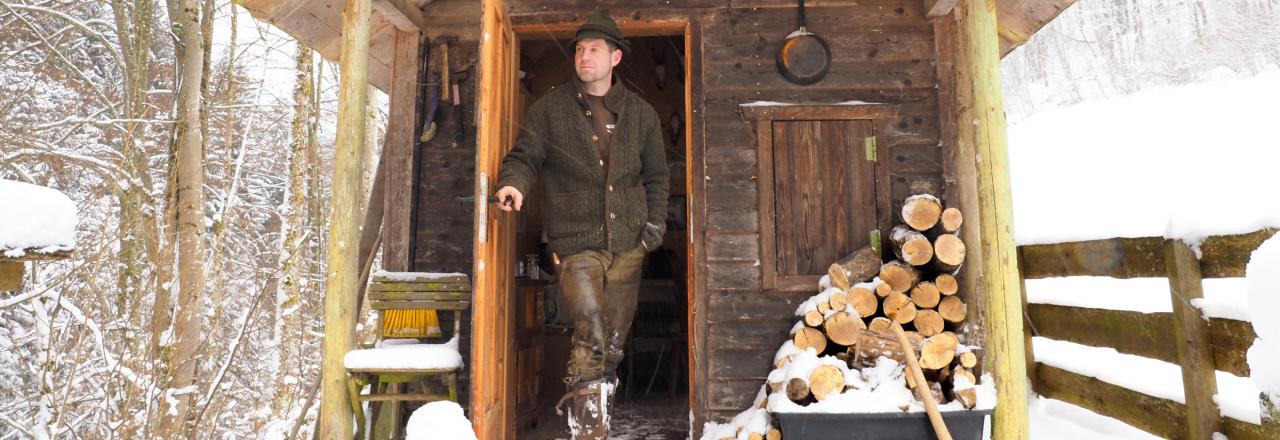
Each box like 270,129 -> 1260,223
1009,71 -> 1280,246
0,179 -> 77,258
405,401 -> 476,440
342,336 -> 462,371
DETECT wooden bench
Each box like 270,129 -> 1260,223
345,272 -> 470,439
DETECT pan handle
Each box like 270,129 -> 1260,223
798,0 -> 808,29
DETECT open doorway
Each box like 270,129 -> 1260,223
508,32 -> 691,439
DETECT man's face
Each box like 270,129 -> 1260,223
574,38 -> 621,84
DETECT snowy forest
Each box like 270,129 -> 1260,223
1,0 -> 1278,439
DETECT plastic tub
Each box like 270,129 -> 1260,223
776,409 -> 991,440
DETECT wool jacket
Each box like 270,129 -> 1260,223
497,79 -> 669,256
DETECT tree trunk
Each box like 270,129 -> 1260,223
155,0 -> 208,435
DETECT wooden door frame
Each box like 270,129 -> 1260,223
468,17 -> 699,436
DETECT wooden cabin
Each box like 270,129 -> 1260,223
239,0 -> 1077,438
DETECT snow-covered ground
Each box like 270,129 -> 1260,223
1011,70 -> 1280,438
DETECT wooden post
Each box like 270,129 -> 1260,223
1017,248 -> 1036,387
1165,240 -> 1223,438
382,30 -> 421,273
956,0 -> 1029,438
319,0 -> 371,437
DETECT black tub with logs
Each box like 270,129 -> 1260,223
776,409 -> 991,440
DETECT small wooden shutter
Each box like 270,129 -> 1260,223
746,104 -> 897,291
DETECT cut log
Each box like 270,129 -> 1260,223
852,329 -> 906,368
808,364 -> 846,401
828,246 -> 882,289
891,225 -> 935,266
868,317 -> 893,333
749,432 -> 764,440
823,311 -> 865,347
901,194 -> 943,232
769,379 -> 784,394
829,291 -> 849,311
939,207 -> 963,234
914,309 -> 945,337
794,327 -> 828,354
910,281 -> 942,308
919,332 -> 959,370
883,292 -> 918,324
954,387 -> 977,410
767,428 -> 782,440
935,273 -> 959,296
803,310 -> 825,327
905,331 -> 926,350
785,377 -> 810,402
932,234 -> 966,273
952,367 -> 978,388
939,296 -> 967,324
958,350 -> 978,370
875,282 -> 893,298
879,261 -> 921,294
848,287 -> 879,318
776,354 -> 796,369
816,300 -> 832,315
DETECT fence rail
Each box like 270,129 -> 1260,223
1018,228 -> 1278,440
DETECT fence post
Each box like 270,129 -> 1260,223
1165,239 -> 1222,438
1017,248 -> 1037,388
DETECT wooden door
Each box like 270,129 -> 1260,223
472,0 -> 519,438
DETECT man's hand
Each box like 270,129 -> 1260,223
495,186 -> 524,212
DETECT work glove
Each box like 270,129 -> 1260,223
639,221 -> 664,252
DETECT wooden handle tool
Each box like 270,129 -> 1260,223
891,322 -> 953,440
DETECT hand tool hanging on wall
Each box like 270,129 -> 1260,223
777,0 -> 831,85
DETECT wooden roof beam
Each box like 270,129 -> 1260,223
373,0 -> 426,32
996,0 -> 1079,56
925,0 -> 957,18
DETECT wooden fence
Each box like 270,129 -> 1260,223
1018,228 -> 1278,440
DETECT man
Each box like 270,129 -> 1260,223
494,11 -> 668,440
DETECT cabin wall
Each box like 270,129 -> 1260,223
412,39 -> 481,407
410,0 -> 943,433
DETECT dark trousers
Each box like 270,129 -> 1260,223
558,246 -> 646,386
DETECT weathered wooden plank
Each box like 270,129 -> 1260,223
1224,417 -> 1280,440
370,299 -> 470,310
995,0 -> 1078,56
1028,303 -> 1254,377
371,271 -> 469,283
1199,228 -> 1278,278
1020,228 -> 1277,279
705,180 -> 758,209
706,207 -> 759,234
708,349 -> 774,380
704,147 -> 757,177
1027,304 -> 1175,365
707,319 -> 792,352
0,262 -> 23,291
706,233 -> 760,262
889,143 -> 943,174
705,59 -> 937,92
1034,364 -> 1184,440
740,104 -> 900,121
707,378 -> 765,411
707,261 -> 761,291
382,30 -> 420,272
707,290 -> 804,321
1165,240 -> 1223,439
1209,318 -> 1256,377
703,30 -> 936,63
368,290 -> 471,301
1020,237 -> 1166,279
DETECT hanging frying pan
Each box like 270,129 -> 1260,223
776,0 -> 831,85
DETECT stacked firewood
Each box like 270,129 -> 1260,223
771,194 -> 982,411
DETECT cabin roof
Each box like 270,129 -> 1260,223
238,0 -> 1076,92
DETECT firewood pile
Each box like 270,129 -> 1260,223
709,194 -> 989,440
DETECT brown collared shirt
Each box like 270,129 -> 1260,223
585,94 -> 616,165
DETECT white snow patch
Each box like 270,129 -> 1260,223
343,335 -> 462,370
1026,276 -> 1252,321
370,270 -> 467,282
0,179 -> 77,257
405,401 -> 476,440
1027,395 -> 1161,440
1246,234 -> 1280,401
1035,336 -> 1260,423
1009,72 -> 1280,246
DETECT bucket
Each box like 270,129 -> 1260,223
776,409 -> 991,440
